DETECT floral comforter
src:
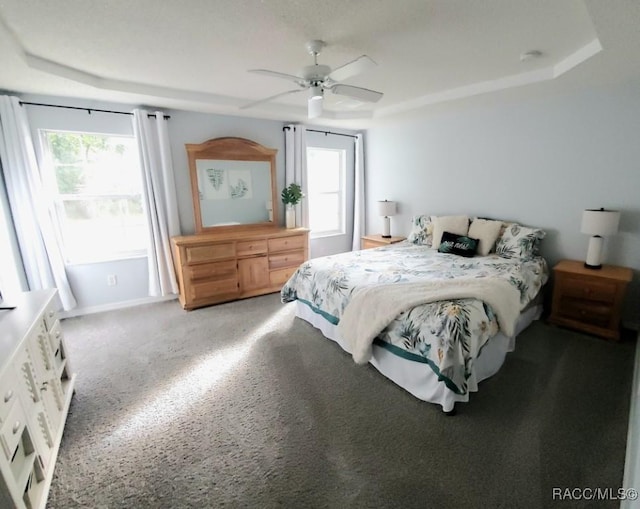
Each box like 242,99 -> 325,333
281,242 -> 548,395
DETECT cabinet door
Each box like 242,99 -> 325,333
238,257 -> 269,292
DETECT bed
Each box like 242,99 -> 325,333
280,216 -> 549,412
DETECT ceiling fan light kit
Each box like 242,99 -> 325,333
244,39 -> 384,119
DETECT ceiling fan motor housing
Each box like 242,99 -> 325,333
301,64 -> 331,82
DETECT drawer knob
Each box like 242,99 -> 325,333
4,390 -> 13,403
56,331 -> 61,338
12,421 -> 20,434
48,311 -> 54,318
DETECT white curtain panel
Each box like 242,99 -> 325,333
351,133 -> 365,251
284,124 -> 309,228
132,109 -> 180,297
0,95 -> 77,309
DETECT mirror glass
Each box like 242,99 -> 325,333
187,137 -> 278,233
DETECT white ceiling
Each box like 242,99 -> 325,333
0,0 -> 638,128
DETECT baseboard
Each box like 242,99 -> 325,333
622,331 -> 640,509
60,294 -> 178,318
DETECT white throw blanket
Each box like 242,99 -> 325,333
337,278 -> 521,364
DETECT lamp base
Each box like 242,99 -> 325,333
382,216 -> 391,238
585,235 -> 604,269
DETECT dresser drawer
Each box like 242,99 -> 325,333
268,235 -> 305,253
48,319 -> 63,353
185,260 -> 237,282
268,251 -> 305,270
269,267 -> 298,287
185,243 -> 235,264
559,276 -> 617,304
43,298 -> 59,331
237,239 -> 267,257
0,366 -> 19,423
188,278 -> 239,301
558,298 -> 613,328
0,397 -> 27,461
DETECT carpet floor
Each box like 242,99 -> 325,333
47,294 -> 635,509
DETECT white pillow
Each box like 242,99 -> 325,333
432,215 -> 469,249
468,219 -> 503,256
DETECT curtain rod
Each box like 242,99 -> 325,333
283,125 -> 357,139
19,101 -> 170,119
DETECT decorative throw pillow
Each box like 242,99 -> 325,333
431,215 -> 470,249
407,215 -> 433,246
437,231 -> 478,257
491,220 -> 516,253
468,218 -> 503,256
495,223 -> 546,260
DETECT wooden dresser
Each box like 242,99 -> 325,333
549,259 -> 633,340
171,227 -> 309,310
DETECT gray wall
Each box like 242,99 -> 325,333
365,82 -> 640,327
306,130 -> 356,259
17,93 -> 287,312
165,109 -> 286,235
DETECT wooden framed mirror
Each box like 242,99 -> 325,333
186,137 -> 278,233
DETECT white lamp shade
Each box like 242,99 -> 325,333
377,200 -> 396,217
581,209 -> 620,236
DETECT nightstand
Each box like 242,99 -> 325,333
549,259 -> 633,341
361,234 -> 406,249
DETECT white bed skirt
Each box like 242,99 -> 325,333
294,301 -> 542,412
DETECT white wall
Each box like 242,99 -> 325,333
365,81 -> 640,327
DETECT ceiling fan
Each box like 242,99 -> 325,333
241,40 -> 383,119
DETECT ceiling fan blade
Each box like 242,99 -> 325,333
308,96 -> 323,119
328,55 -> 377,82
249,69 -> 305,83
240,89 -> 304,110
331,84 -> 383,103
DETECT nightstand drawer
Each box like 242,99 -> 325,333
362,239 -> 382,249
558,298 -> 613,328
549,259 -> 633,341
559,276 -> 617,304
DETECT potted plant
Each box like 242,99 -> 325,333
281,183 -> 304,228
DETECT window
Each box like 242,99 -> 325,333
306,147 -> 346,237
41,130 -> 146,263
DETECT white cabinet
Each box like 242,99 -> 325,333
0,289 -> 76,509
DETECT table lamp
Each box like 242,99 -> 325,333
580,208 -> 620,269
377,200 -> 396,238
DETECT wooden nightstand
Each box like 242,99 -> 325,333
361,234 -> 406,249
549,259 -> 633,341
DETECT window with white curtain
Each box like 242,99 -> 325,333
40,130 -> 146,263
306,146 -> 346,237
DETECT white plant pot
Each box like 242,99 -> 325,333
286,206 -> 296,229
